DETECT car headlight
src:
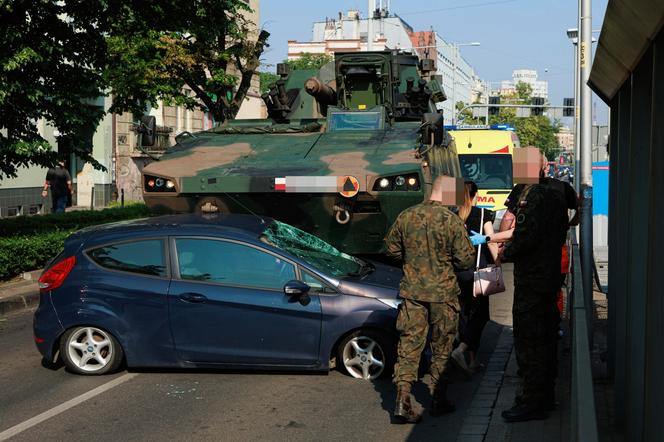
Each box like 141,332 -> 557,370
377,298 -> 401,309
379,178 -> 390,188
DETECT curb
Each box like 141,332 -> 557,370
0,286 -> 40,316
0,269 -> 42,316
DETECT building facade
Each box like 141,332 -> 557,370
498,69 -> 549,100
287,8 -> 484,124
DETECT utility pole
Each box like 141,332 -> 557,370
367,0 -> 374,51
579,0 -> 594,329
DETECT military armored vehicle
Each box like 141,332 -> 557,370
142,50 -> 461,254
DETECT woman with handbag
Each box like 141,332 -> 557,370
452,181 -> 501,373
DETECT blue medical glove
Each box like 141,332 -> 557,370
469,230 -> 487,246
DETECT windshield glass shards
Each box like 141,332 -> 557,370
261,221 -> 363,277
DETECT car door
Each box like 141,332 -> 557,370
167,237 -> 322,366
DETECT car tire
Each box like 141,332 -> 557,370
59,326 -> 124,375
195,196 -> 230,214
337,330 -> 395,380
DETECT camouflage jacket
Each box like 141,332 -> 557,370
502,184 -> 568,310
385,200 -> 475,304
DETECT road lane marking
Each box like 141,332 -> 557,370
0,373 -> 138,441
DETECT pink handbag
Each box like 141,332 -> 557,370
473,209 -> 506,296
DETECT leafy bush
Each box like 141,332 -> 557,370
0,231 -> 72,280
0,203 -> 158,280
0,204 -> 153,237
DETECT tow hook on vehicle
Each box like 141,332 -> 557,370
334,203 -> 352,225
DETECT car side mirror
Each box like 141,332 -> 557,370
284,280 -> 311,306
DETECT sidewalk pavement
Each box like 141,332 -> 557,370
0,270 -> 41,316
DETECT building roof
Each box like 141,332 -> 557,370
589,0 -> 664,102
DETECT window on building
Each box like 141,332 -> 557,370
6,206 -> 21,217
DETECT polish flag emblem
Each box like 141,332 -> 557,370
275,177 -> 286,191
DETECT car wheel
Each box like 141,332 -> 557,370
60,326 -> 124,375
195,196 -> 229,214
337,330 -> 394,380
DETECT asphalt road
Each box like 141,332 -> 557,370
0,266 -> 514,442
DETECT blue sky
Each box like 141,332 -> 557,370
260,0 -> 609,125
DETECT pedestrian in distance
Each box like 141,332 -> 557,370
385,175 -> 475,424
41,160 -> 72,214
497,148 -> 569,423
452,181 -> 501,374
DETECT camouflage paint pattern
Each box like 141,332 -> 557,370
393,298 -> 458,387
142,51 -> 460,255
384,200 -> 475,304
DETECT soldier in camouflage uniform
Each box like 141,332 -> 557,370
385,176 -> 475,424
499,182 -> 568,422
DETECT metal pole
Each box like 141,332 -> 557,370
574,41 -> 580,193
579,0 -> 594,338
452,44 -> 457,124
367,0 -> 374,51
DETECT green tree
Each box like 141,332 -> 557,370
0,1 -> 108,178
259,53 -> 333,95
259,72 -> 280,95
0,0 -> 267,179
489,81 -> 560,157
105,1 -> 269,124
286,53 -> 333,71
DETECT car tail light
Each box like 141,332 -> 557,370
38,256 -> 76,292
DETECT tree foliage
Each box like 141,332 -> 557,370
0,0 -> 267,179
260,53 -> 333,95
0,1 -> 108,178
106,1 -> 269,124
286,53 -> 333,71
457,81 -> 560,157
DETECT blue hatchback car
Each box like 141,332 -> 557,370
34,214 -> 402,380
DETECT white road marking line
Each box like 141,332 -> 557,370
0,373 -> 138,441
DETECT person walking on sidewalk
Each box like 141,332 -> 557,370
452,181 -> 500,374
498,181 -> 568,423
385,175 -> 475,424
41,160 -> 72,213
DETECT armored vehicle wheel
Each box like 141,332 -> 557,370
195,197 -> 229,214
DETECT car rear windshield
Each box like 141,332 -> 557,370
261,221 -> 362,277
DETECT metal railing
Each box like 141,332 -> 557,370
569,238 -> 599,442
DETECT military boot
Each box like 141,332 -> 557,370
394,385 -> 422,424
430,382 -> 455,416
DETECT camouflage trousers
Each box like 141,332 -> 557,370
393,298 -> 458,388
513,286 -> 560,406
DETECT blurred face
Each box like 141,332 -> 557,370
513,148 -> 541,184
431,176 -> 465,205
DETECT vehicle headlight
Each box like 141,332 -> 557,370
372,173 -> 420,192
144,175 -> 176,192
377,298 -> 401,309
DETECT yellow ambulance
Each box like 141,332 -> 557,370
448,125 -> 520,215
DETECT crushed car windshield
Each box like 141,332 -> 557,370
261,221 -> 364,277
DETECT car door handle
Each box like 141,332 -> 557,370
179,293 -> 208,303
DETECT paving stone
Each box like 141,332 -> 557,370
463,415 -> 491,426
456,435 -> 485,442
459,424 -> 489,435
467,407 -> 493,416
470,398 -> 495,408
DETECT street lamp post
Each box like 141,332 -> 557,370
451,42 -> 480,124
